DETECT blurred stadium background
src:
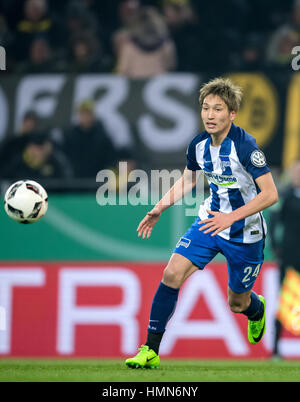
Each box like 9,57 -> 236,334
0,0 -> 300,370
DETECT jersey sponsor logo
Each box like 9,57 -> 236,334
204,171 -> 238,186
250,150 -> 267,167
176,237 -> 191,248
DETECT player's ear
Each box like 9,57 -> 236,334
230,110 -> 237,121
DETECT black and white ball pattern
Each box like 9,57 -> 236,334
4,180 -> 48,224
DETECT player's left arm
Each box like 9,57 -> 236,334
199,172 -> 278,236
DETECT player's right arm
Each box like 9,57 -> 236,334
137,167 -> 197,239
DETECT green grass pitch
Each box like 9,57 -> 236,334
0,359 -> 299,382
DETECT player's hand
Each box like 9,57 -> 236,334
198,210 -> 236,236
137,206 -> 161,239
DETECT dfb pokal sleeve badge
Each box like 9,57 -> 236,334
250,150 -> 267,167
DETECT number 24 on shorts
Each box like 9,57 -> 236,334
242,264 -> 261,286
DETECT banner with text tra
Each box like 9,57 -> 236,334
0,262 -> 299,359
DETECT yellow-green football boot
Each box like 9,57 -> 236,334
248,295 -> 266,344
125,345 -> 160,369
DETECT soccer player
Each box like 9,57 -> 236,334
125,77 -> 278,369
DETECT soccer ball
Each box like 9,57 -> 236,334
4,180 -> 48,224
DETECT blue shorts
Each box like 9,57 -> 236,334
173,217 -> 265,293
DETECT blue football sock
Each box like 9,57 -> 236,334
147,281 -> 179,334
242,291 -> 264,321
146,282 -> 179,353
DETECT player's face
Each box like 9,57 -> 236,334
201,94 -> 236,137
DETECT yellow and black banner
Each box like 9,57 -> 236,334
277,268 -> 300,335
0,71 -> 299,169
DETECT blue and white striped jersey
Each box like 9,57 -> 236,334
186,123 -> 270,244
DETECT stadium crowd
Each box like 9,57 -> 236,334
0,0 -> 299,76
0,0 -> 299,183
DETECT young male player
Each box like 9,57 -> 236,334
125,77 -> 278,369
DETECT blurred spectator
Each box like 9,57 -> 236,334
63,100 -> 120,178
16,36 -> 59,73
20,110 -> 39,134
266,30 -> 299,67
161,0 -> 202,71
116,6 -> 176,78
163,0 -> 194,26
266,0 -> 300,67
67,32 -> 112,73
235,33 -> 265,71
113,0 -> 141,58
0,111 -> 39,176
14,0 -> 62,62
269,160 -> 300,358
0,132 -> 72,180
65,0 -> 99,44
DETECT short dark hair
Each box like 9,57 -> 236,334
199,77 -> 243,112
